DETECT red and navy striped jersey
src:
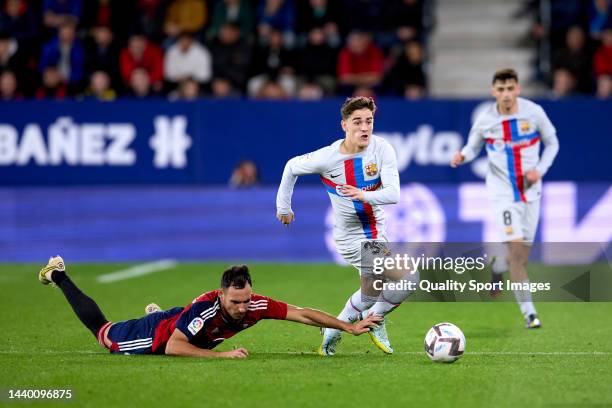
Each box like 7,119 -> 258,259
151,290 -> 288,353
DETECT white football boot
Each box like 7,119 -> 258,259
145,303 -> 162,315
318,328 -> 342,356
38,255 -> 65,287
525,314 -> 542,329
361,311 -> 393,354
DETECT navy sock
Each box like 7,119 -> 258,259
51,271 -> 109,337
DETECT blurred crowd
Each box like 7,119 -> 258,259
0,0 -> 429,101
522,0 -> 612,98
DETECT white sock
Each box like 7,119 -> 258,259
368,299 -> 398,316
367,271 -> 418,316
336,289 -> 377,323
488,243 -> 508,275
492,255 -> 508,275
513,279 -> 537,317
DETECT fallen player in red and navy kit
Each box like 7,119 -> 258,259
38,256 -> 381,358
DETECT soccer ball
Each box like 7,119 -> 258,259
424,322 -> 466,363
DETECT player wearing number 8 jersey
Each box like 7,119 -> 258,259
451,68 -> 559,329
277,97 -> 416,356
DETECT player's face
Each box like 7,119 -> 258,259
220,285 -> 252,321
491,79 -> 520,113
342,108 -> 374,149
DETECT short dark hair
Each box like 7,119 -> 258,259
492,68 -> 518,84
178,31 -> 194,40
341,96 -> 376,120
221,265 -> 252,289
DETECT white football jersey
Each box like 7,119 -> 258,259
461,97 -> 559,202
276,135 -> 400,246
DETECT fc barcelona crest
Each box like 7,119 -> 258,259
365,163 -> 378,176
520,120 -> 530,133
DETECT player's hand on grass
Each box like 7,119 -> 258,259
525,170 -> 541,184
339,185 -> 365,202
277,211 -> 295,226
450,152 -> 465,168
347,314 -> 383,335
220,348 -> 249,358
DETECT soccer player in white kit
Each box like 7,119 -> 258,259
451,69 -> 559,328
276,97 -> 412,355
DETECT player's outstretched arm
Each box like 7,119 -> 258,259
165,329 -> 249,358
276,159 -> 299,226
285,305 -> 382,335
276,149 -> 326,226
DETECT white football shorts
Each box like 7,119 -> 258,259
336,235 -> 390,276
492,198 -> 541,243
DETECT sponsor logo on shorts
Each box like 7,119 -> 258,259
188,317 -> 204,335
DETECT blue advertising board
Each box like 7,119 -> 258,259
0,99 -> 610,185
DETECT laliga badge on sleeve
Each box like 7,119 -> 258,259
188,317 -> 204,335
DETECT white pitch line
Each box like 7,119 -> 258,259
96,259 -> 177,284
462,351 -> 612,356
264,351 -> 612,356
1,350 -> 609,356
0,350 -> 103,355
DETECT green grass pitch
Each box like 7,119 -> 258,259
1,262 -> 611,407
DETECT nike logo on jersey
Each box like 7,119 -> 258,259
329,174 -> 341,178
